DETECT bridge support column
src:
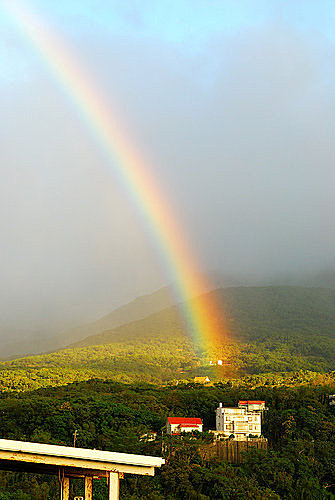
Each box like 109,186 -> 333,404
109,472 -> 119,500
85,475 -> 93,500
61,476 -> 70,500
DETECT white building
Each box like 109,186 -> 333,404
166,417 -> 203,435
215,400 -> 266,440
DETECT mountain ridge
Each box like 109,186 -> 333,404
68,285 -> 335,350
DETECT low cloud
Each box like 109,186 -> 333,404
1,11 -> 335,341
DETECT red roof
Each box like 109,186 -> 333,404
167,417 -> 202,425
239,401 -> 265,405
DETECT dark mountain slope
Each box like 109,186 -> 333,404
71,286 -> 335,348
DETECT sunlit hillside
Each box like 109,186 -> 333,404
0,286 -> 335,392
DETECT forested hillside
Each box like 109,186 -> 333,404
1,377 -> 335,498
0,287 -> 335,392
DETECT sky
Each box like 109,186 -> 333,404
1,0 -> 335,345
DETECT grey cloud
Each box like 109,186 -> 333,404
1,18 -> 335,346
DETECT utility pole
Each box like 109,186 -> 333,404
73,430 -> 78,448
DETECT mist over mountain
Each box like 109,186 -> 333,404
2,267 -> 335,360
1,0 -> 335,351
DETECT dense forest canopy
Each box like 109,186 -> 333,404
0,378 -> 335,498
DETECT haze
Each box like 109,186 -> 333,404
1,0 -> 335,349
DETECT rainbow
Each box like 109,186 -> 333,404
3,0 -> 226,355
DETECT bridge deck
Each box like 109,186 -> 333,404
0,438 -> 164,499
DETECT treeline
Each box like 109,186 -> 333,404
0,337 -> 198,392
0,377 -> 335,498
1,335 -> 335,393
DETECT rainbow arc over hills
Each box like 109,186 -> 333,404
4,0 -> 226,354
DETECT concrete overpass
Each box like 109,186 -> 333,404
0,438 -> 165,499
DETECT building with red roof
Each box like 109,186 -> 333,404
216,401 -> 267,440
166,417 -> 203,435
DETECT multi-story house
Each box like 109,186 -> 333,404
215,400 -> 266,440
